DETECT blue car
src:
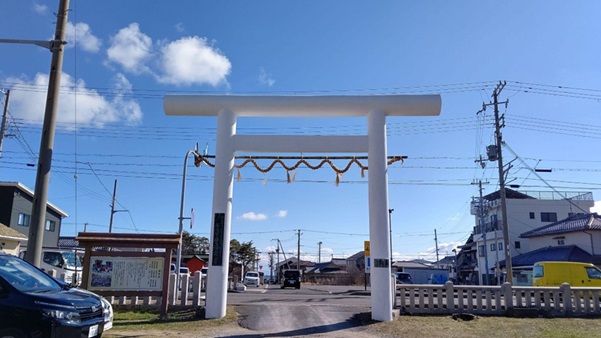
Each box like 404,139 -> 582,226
0,253 -> 113,338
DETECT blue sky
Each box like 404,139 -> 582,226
1,1 -> 600,271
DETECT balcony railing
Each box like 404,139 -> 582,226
473,220 -> 498,234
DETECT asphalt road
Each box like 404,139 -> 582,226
223,284 -> 381,337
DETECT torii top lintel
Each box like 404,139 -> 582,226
164,94 -> 441,117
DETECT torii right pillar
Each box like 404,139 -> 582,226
367,108 -> 394,321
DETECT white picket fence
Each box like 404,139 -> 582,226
397,282 -> 601,317
103,272 -> 208,307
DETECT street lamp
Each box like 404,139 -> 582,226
175,144 -> 201,288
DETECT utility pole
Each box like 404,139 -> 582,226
275,246 -> 280,281
317,241 -> 323,263
108,179 -> 128,234
434,229 -> 440,268
25,0 -> 70,267
268,251 -> 274,282
109,180 -> 118,233
492,81 -> 512,284
297,229 -> 301,271
475,180 -> 490,285
0,89 -> 10,158
388,208 -> 394,266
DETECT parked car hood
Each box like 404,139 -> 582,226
25,287 -> 102,307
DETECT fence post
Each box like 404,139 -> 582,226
391,275 -> 397,308
169,273 -> 177,305
180,274 -> 190,306
192,271 -> 201,307
445,281 -> 454,310
501,282 -> 513,312
560,283 -> 572,316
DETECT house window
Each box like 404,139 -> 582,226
45,219 -> 56,232
478,245 -> 485,257
490,214 -> 498,228
541,212 -> 557,222
529,212 -> 535,219
514,241 -> 521,249
498,242 -> 503,251
557,239 -> 565,245
18,213 -> 30,226
490,243 -> 496,251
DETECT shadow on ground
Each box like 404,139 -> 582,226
228,312 -> 374,337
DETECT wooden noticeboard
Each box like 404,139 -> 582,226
76,232 -> 180,318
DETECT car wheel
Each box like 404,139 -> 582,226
0,328 -> 28,338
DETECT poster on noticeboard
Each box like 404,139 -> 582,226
87,256 -> 164,291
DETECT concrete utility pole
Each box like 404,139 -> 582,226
109,180 -> 118,233
491,81 -> 512,284
317,241 -> 323,263
275,246 -> 280,280
25,0 -> 70,267
476,180 -> 490,285
0,89 -> 11,158
434,229 -> 440,268
388,209 -> 394,266
268,251 -> 274,282
297,229 -> 301,271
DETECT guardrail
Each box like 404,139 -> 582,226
396,282 -> 601,317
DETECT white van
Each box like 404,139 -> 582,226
20,249 -> 83,285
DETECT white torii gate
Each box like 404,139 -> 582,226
164,94 -> 441,322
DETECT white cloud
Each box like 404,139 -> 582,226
240,212 -> 268,221
258,67 -> 275,87
33,3 -> 48,14
592,201 -> 601,214
105,24 -> 230,87
5,72 -> 142,127
416,241 -> 463,261
175,23 -> 185,33
275,210 -> 287,218
66,22 -> 101,53
107,23 -> 153,74
158,36 -> 231,86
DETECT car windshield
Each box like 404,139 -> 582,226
62,252 -> 82,268
246,272 -> 259,278
284,270 -> 299,278
0,255 -> 61,293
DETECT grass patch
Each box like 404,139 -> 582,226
369,315 -> 601,338
105,305 -> 238,334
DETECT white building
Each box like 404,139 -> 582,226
470,188 -> 594,285
520,213 -> 601,257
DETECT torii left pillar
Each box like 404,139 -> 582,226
164,94 -> 442,321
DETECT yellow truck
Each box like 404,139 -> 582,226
532,261 -> 601,287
